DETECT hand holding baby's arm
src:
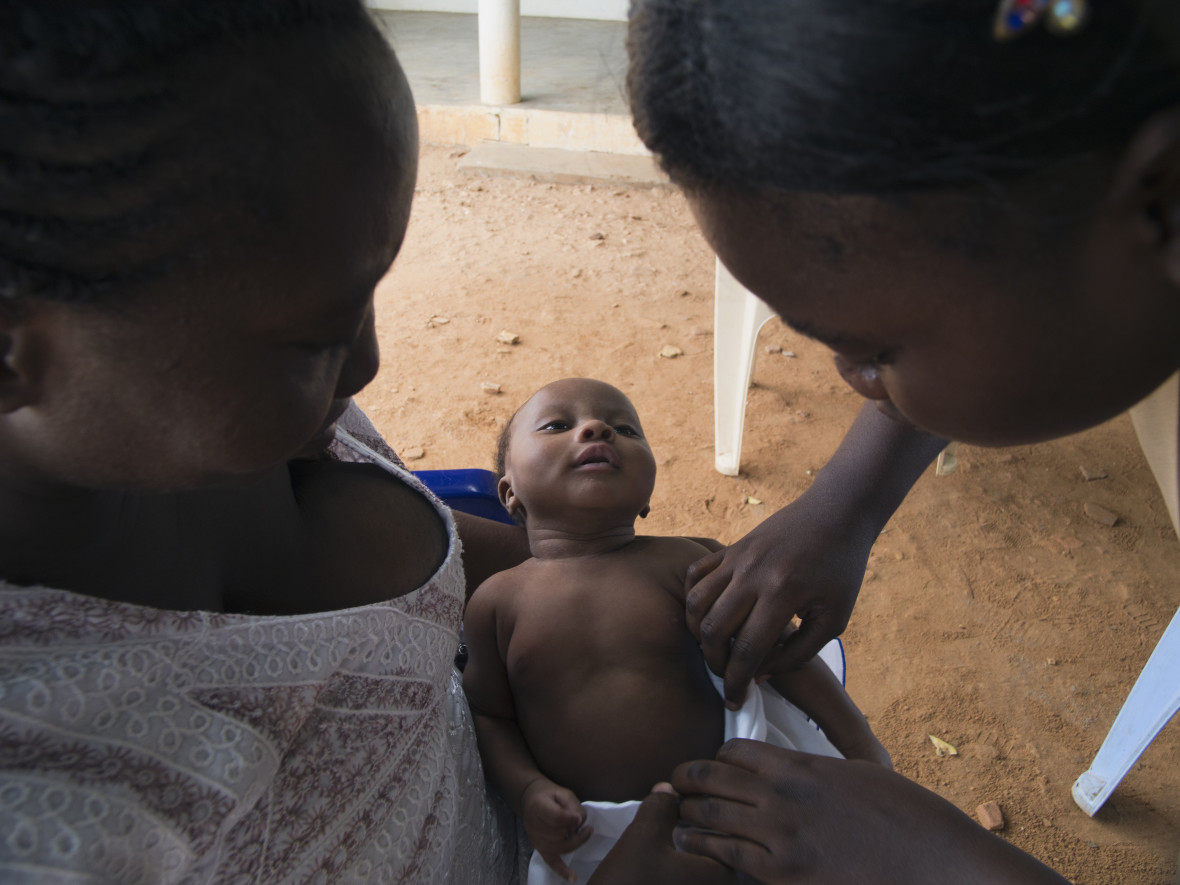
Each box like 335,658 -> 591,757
686,404 -> 948,708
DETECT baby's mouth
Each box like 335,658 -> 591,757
575,444 -> 618,468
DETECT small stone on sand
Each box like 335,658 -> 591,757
481,382 -> 502,395
496,331 -> 520,345
659,345 -> 683,359
1083,502 -> 1119,526
976,802 -> 1005,831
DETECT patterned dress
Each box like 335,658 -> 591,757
0,405 -> 517,884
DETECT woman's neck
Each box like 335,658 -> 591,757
0,468 -> 225,609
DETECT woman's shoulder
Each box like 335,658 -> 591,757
222,405 -> 455,614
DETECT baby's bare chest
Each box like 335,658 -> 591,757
503,550 -> 699,687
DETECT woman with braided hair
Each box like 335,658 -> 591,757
623,0 -> 1179,882
0,4 -> 769,883
0,4 -> 535,881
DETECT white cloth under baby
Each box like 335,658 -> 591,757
526,672 -> 843,885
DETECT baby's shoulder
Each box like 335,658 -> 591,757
636,534 -> 712,561
466,558 -> 537,610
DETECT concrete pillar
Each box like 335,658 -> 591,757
479,0 -> 521,105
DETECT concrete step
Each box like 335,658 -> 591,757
416,104 -> 646,155
456,141 -> 668,187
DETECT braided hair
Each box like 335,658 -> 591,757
627,0 -> 1180,200
0,0 -> 381,306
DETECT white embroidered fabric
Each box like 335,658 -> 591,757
0,403 -> 517,884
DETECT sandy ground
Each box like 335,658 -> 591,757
357,145 -> 1180,884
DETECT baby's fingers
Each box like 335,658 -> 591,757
539,849 -> 579,884
561,823 -> 594,853
551,790 -> 589,826
540,831 -> 594,885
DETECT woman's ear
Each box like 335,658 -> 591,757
0,304 -> 45,414
1109,104 -> 1180,283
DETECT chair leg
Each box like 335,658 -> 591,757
714,258 -> 775,476
1072,604 -> 1180,815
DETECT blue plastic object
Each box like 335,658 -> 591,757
414,468 -> 515,525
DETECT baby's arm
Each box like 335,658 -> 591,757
462,577 -> 592,882
767,657 -> 892,767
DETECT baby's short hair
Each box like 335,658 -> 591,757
494,407 -> 520,478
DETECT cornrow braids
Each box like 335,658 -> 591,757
0,0 -> 373,306
627,0 -> 1180,199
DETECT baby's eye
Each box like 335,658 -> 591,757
614,424 -> 640,437
540,420 -> 569,432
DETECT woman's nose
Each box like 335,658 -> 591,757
832,354 -> 889,401
577,420 -> 614,441
335,307 -> 380,399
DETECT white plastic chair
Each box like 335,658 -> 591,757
1072,606 -> 1180,815
714,258 -> 776,476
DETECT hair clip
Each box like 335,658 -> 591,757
994,0 -> 1088,41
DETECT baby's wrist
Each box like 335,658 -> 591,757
518,774 -> 552,810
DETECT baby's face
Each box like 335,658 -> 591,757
501,379 -> 657,526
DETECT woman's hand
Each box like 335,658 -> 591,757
687,402 -> 949,708
686,490 -> 878,708
668,740 -> 1069,885
587,788 -> 735,885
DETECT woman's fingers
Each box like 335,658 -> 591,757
753,610 -> 843,678
672,743 -> 779,804
685,550 -> 728,637
687,564 -> 760,699
672,827 -> 782,884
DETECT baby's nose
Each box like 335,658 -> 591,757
577,420 -> 614,440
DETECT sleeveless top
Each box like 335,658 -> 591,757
0,404 -> 517,884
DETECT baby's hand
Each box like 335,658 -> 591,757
522,777 -> 593,882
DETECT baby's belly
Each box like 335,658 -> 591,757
515,663 -> 725,803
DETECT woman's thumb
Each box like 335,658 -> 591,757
626,785 -> 680,842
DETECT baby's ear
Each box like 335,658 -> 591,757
497,474 -> 522,518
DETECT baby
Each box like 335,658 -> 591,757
462,378 -> 889,883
